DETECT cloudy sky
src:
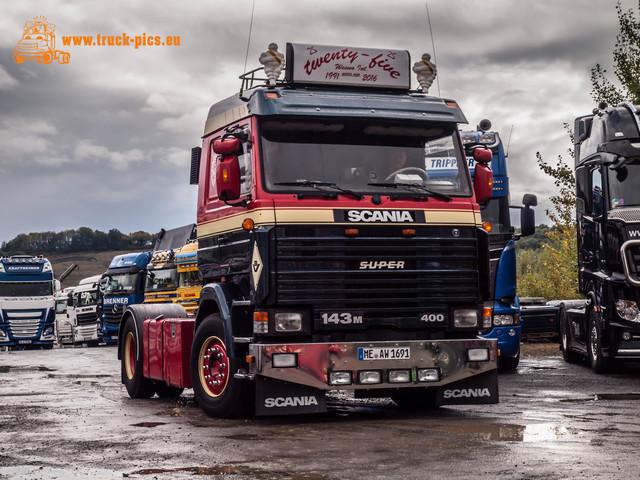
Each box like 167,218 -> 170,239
0,0 -> 630,243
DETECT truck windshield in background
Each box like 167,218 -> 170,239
0,282 -> 53,297
260,119 -> 472,197
105,273 -> 141,294
146,268 -> 178,292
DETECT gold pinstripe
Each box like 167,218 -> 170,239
198,207 -> 480,238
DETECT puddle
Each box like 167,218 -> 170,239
126,465 -> 328,479
0,391 -> 48,397
73,380 -> 99,387
0,365 -> 55,373
595,393 -> 640,401
433,423 -> 581,442
131,422 -> 167,428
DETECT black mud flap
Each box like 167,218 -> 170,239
435,370 -> 499,406
255,376 -> 327,416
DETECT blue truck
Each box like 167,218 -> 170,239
0,255 -> 58,349
101,252 -> 152,343
460,121 -> 536,370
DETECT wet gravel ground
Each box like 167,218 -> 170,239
2,340 -> 640,480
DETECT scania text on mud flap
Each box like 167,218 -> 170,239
0,255 -> 57,349
457,120 -> 537,370
118,42 -> 499,416
558,102 -> 640,373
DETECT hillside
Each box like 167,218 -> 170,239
47,250 -> 135,288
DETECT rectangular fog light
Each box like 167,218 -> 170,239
272,353 -> 298,368
358,370 -> 382,384
388,369 -> 411,383
467,348 -> 489,362
417,368 -> 440,382
329,371 -> 352,386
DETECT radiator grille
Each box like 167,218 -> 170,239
4,309 -> 45,338
275,226 -> 481,325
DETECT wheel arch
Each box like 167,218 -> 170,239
194,282 -> 248,357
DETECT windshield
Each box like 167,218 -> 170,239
146,268 -> 178,292
55,299 -> 67,313
179,270 -> 200,288
609,162 -> 640,208
260,118 -> 471,197
104,273 -> 139,294
0,282 -> 53,297
74,290 -> 97,307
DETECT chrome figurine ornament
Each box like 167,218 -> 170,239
259,42 -> 285,86
413,53 -> 437,93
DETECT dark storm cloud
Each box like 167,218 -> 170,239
0,0 -> 631,241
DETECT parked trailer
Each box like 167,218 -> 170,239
119,42 -> 500,416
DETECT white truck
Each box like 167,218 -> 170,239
68,275 -> 103,345
54,288 -> 74,345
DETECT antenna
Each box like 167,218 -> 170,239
243,0 -> 257,74
506,125 -> 514,158
425,2 -> 441,97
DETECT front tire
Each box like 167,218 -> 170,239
588,309 -> 610,374
499,350 -> 520,371
121,316 -> 155,398
189,314 -> 253,418
560,306 -> 581,363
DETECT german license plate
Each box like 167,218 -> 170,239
111,336 -> 118,340
18,340 -> 32,344
358,347 -> 410,360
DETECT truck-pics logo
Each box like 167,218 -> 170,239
13,17 -> 70,65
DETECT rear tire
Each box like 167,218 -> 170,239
121,316 -> 155,398
391,388 -> 437,410
189,314 -> 253,418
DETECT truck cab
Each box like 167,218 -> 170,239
119,42 -> 500,416
561,102 -> 640,372
68,275 -> 102,345
458,122 -> 536,370
0,255 -> 56,349
102,252 -> 152,343
174,241 -> 200,314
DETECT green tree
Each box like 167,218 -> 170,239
591,1 -> 640,105
518,125 -> 579,300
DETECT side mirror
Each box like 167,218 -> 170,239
213,138 -> 241,155
216,155 -> 241,201
473,163 -> 493,205
473,147 -> 492,164
522,193 -> 537,207
520,206 -> 536,237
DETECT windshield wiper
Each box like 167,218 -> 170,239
275,180 -> 363,200
368,182 -> 451,201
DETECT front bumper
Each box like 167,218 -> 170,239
249,338 -> 498,391
483,326 -> 521,358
